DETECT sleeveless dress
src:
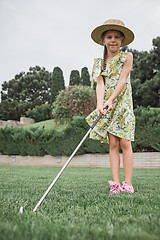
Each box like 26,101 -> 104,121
86,51 -> 135,144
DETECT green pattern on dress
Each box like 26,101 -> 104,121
86,51 -> 135,143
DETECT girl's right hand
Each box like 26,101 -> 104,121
97,105 -> 105,116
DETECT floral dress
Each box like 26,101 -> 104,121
86,51 -> 135,144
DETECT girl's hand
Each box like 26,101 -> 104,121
103,98 -> 113,115
97,104 -> 105,116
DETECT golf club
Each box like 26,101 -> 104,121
19,106 -> 108,214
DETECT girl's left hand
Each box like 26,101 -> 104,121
102,98 -> 113,115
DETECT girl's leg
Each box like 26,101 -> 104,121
120,139 -> 133,186
108,132 -> 120,185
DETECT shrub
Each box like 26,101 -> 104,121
0,127 -> 47,156
51,85 -> 96,123
134,106 -> 160,151
0,116 -> 108,156
26,104 -> 52,122
0,107 -> 159,156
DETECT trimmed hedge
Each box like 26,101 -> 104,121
133,106 -> 160,152
0,107 -> 159,156
0,116 -> 108,156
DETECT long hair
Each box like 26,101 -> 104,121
103,45 -> 108,72
101,31 -> 108,84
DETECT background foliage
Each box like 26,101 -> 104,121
52,85 -> 96,122
69,70 -> 81,86
0,107 -> 159,156
26,104 -> 52,122
0,66 -> 52,120
50,67 -> 65,104
122,36 -> 160,108
69,67 -> 90,86
80,67 -> 90,86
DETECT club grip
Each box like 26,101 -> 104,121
90,106 -> 108,129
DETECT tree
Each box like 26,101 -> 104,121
69,70 -> 80,86
132,72 -> 160,108
80,67 -> 91,86
131,78 -> 142,107
51,67 -> 65,103
128,37 -> 160,83
150,37 -> 160,73
122,37 -> 160,107
0,66 -> 51,120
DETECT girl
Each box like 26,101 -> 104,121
86,19 -> 135,194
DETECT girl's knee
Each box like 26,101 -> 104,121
120,139 -> 131,151
110,140 -> 119,150
108,133 -> 119,150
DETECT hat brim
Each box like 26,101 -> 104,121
91,24 -> 134,46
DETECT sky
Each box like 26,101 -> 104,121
0,0 -> 160,93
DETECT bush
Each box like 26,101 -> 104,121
51,85 -> 96,123
26,104 -> 52,122
0,116 -> 108,156
0,127 -> 47,156
0,107 -> 159,156
133,106 -> 160,151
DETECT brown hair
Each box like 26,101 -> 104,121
101,31 -> 108,84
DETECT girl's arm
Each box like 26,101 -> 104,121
96,75 -> 105,115
103,52 -> 133,114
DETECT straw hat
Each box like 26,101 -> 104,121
91,19 -> 134,46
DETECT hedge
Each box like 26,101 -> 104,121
133,106 -> 160,152
0,107 -> 159,156
0,116 -> 108,156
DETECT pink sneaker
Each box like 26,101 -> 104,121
122,181 -> 134,193
108,181 -> 122,194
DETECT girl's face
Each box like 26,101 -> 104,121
103,30 -> 124,53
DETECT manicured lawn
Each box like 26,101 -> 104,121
0,166 -> 159,240
22,119 -> 69,131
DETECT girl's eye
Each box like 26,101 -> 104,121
107,35 -> 120,39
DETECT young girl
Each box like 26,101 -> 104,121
86,19 -> 135,194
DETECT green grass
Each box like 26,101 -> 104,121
0,166 -> 160,240
22,119 -> 69,131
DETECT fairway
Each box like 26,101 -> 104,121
0,166 -> 160,240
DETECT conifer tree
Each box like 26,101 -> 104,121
69,70 -> 80,86
80,67 -> 91,86
51,67 -> 65,103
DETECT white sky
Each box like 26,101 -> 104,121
0,0 -> 160,93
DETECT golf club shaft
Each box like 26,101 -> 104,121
33,128 -> 92,212
33,106 -> 108,212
